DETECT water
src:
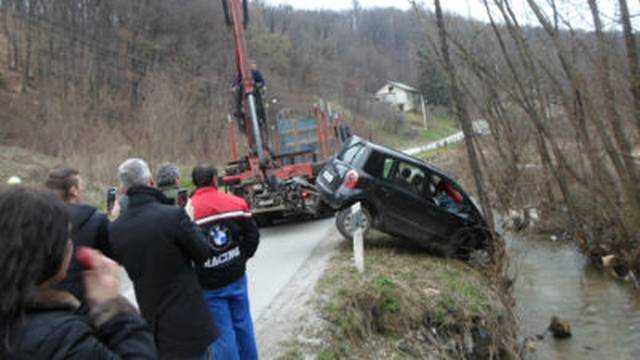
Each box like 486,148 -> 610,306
509,236 -> 640,359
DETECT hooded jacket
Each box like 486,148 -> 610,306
190,186 -> 260,290
1,289 -> 156,359
109,186 -> 217,359
56,204 -> 110,305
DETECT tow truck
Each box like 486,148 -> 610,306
219,0 -> 350,225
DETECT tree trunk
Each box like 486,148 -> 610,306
433,0 -> 495,231
22,0 -> 34,91
589,0 -> 640,208
618,0 -> 640,137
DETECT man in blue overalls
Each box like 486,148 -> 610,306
190,164 -> 260,360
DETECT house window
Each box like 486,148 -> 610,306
388,86 -> 394,93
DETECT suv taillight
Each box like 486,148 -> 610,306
344,169 -> 360,188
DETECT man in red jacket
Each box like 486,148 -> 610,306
190,164 -> 260,360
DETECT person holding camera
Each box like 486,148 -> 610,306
45,167 -> 111,308
0,188 -> 156,359
156,163 -> 189,207
110,163 -> 187,219
109,158 -> 217,360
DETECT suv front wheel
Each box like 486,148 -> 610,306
452,227 -> 493,261
336,206 -> 372,241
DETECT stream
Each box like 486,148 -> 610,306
509,236 -> 640,359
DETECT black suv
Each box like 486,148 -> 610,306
316,136 -> 491,257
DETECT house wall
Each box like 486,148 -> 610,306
375,86 -> 416,112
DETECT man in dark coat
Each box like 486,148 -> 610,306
45,168 -> 111,306
109,158 -> 217,360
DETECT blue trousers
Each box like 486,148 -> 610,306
203,275 -> 258,360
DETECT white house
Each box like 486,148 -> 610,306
374,81 -> 421,113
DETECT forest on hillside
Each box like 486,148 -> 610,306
0,0 -> 428,102
2,1 -> 640,276
0,0 -> 451,169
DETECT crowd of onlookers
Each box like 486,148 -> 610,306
0,158 -> 261,360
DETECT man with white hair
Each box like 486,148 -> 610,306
109,158 -> 217,360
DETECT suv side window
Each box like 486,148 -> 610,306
390,161 -> 427,197
339,143 -> 365,165
383,158 -> 395,179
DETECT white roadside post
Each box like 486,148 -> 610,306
352,202 -> 365,273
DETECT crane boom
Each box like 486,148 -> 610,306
220,0 -> 343,225
224,0 -> 265,164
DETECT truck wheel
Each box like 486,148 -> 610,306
336,207 -> 372,241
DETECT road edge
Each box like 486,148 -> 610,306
254,226 -> 342,358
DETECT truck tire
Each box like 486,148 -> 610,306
336,206 -> 372,241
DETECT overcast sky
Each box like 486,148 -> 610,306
263,0 -> 639,30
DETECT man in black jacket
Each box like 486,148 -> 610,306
109,158 -> 217,360
45,167 -> 111,306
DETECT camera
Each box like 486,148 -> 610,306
106,187 -> 117,212
177,189 -> 188,207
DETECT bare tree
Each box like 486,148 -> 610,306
433,0 -> 494,231
618,0 -> 640,137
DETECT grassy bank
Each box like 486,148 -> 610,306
406,112 -> 459,143
374,112 -> 458,150
281,235 -> 517,359
332,101 -> 458,151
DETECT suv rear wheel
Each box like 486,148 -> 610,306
336,206 -> 372,240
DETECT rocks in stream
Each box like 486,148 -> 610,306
548,316 -> 572,339
601,254 -> 631,280
504,207 -> 539,232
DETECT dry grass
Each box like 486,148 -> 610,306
0,68 -> 232,202
283,235 -> 520,359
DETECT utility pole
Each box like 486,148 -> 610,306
421,95 -> 428,129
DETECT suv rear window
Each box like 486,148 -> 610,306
339,143 -> 366,165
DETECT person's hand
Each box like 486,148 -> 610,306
78,247 -> 121,306
108,200 -> 121,221
185,199 -> 195,220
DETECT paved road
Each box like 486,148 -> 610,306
247,217 -> 335,320
119,217 -> 336,321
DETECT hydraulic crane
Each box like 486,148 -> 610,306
222,0 -> 265,165
220,0 -> 335,225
